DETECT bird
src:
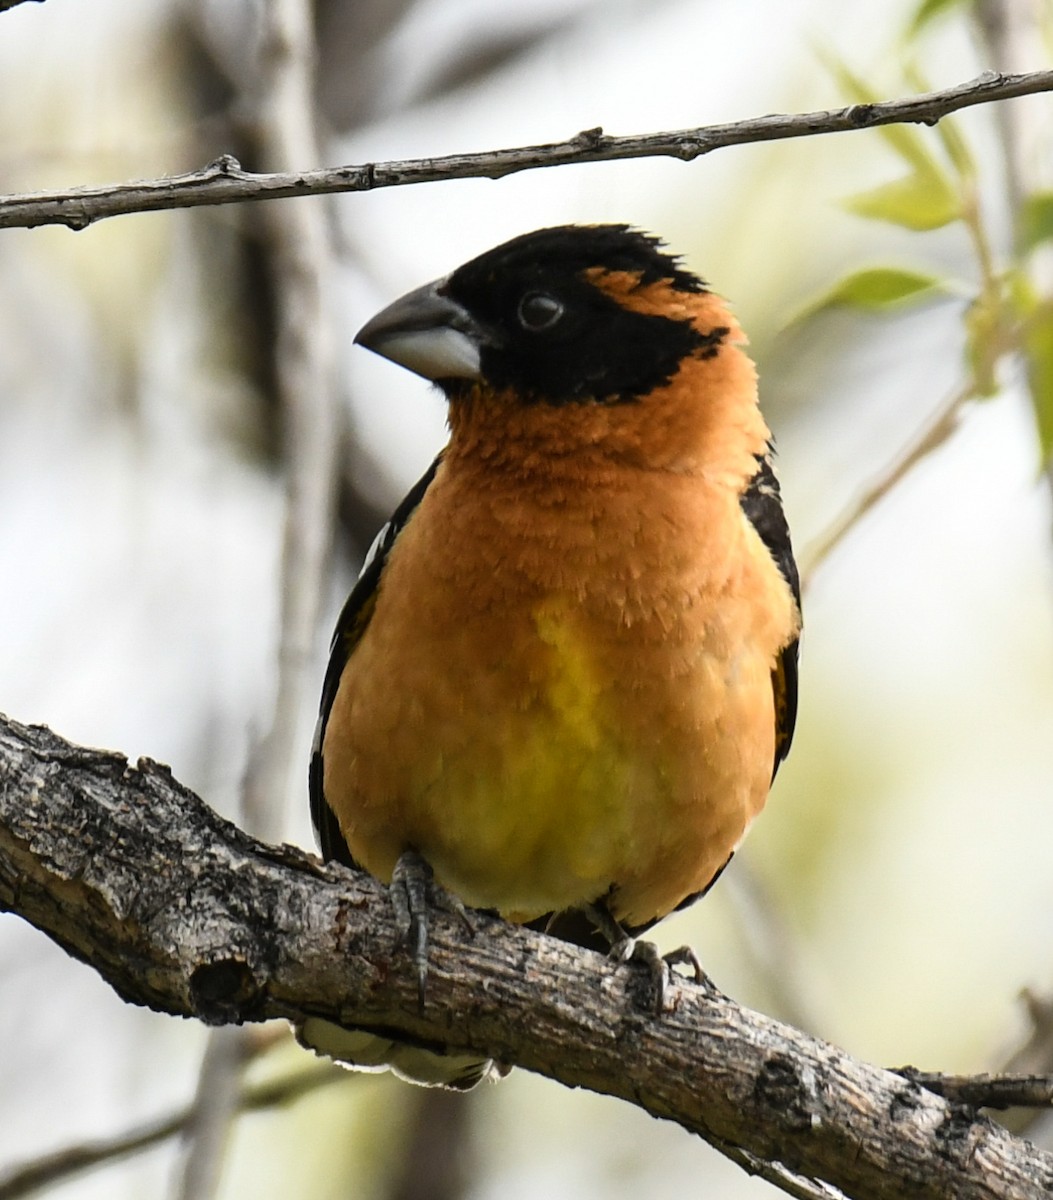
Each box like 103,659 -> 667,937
297,224 -> 801,1087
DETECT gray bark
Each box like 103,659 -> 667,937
2,712 -> 1051,1200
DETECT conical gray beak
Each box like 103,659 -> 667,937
354,279 -> 485,382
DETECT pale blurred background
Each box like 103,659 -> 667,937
1,0 -> 1052,1197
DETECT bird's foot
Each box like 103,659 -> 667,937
587,902 -> 714,1015
605,937 -> 676,1015
390,850 -> 475,1011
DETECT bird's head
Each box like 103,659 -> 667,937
355,225 -> 766,479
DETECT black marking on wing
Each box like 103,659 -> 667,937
309,456 -> 443,866
740,447 -> 800,778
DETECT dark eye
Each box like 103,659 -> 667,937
517,291 -> 564,331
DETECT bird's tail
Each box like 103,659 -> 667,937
295,1018 -> 507,1089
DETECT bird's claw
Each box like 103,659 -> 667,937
390,850 -> 475,1011
608,936 -> 713,1014
585,900 -> 712,1013
609,937 -> 669,1014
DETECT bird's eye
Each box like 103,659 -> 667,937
517,291 -> 564,332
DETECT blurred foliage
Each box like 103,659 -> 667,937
798,266 -> 949,316
808,17 -> 1053,462
905,0 -> 975,39
1019,191 -> 1053,251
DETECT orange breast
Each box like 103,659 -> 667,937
322,445 -> 797,928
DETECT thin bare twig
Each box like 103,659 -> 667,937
799,382 -> 976,588
995,992 -> 1053,1136
970,4 -> 1053,1143
0,1065 -> 345,1200
975,0 -> 1046,215
0,70 -> 1051,231
899,1068 -> 1053,1110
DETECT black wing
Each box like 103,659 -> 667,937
739,446 -> 800,778
309,456 -> 443,866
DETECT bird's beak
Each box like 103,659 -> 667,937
354,279 -> 485,382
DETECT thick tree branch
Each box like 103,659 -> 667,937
0,70 -> 1051,231
2,714 -> 1052,1199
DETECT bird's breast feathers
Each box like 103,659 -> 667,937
322,453 -> 796,927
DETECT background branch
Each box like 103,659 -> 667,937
800,381 -> 975,587
0,70 -> 1051,231
0,1061 -> 344,1200
2,712 -> 1053,1200
247,0 -> 338,845
173,1026 -> 250,1200
172,0 -> 339,1191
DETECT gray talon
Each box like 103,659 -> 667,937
390,850 -> 475,1011
585,901 -> 708,1014
390,851 -> 432,1009
664,944 -> 704,984
623,939 -> 673,1015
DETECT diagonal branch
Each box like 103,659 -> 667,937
0,1063 -> 344,1200
2,712 -> 1053,1200
0,70 -> 1052,231
799,381 -> 975,587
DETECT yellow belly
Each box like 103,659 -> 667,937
322,556 -> 781,927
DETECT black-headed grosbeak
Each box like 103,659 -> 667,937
299,225 -> 801,1087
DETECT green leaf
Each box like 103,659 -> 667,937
803,267 -> 946,318
1018,192 -> 1053,253
844,171 -> 962,230
1022,302 -> 1053,464
905,0 -> 972,39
